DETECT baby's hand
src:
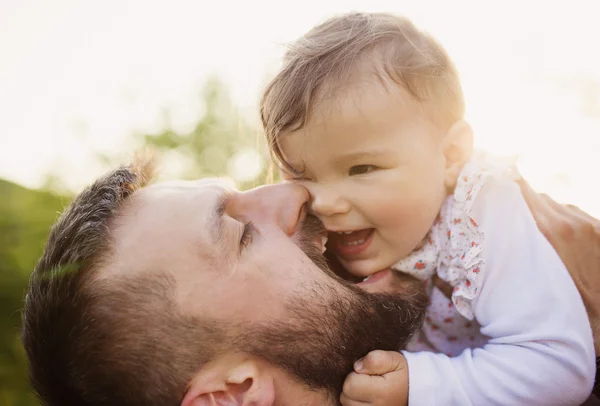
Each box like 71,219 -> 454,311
340,350 -> 409,406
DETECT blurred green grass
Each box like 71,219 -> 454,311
0,179 -> 68,405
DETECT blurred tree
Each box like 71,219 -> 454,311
0,179 -> 67,405
140,75 -> 276,190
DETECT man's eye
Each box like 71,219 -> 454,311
291,176 -> 311,182
348,165 -> 377,176
240,222 -> 255,249
286,173 -> 312,182
280,165 -> 310,181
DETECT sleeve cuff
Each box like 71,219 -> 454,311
402,351 -> 437,406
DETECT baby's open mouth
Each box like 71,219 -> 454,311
339,229 -> 372,245
327,228 -> 375,258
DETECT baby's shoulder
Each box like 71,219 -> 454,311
454,153 -> 526,229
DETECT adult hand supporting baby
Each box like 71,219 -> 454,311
518,178 -> 600,355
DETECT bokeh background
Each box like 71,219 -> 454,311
1,0 -> 599,403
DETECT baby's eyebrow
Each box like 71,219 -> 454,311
333,149 -> 388,164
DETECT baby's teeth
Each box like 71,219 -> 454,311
321,236 -> 328,253
344,231 -> 353,234
363,275 -> 372,282
345,239 -> 365,246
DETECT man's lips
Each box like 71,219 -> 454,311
356,268 -> 391,288
327,228 -> 375,258
357,269 -> 427,296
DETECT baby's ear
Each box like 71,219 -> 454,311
441,120 -> 474,190
181,358 -> 275,406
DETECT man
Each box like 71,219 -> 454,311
22,157 -> 600,405
22,157 -> 430,405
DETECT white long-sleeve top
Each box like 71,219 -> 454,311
398,162 -> 595,405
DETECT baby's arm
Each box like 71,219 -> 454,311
403,177 -> 596,405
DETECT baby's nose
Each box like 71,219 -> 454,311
309,183 -> 351,218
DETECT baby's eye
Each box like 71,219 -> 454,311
348,165 -> 377,176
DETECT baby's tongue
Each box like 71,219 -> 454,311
331,228 -> 373,246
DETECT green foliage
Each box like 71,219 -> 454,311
0,179 -> 68,405
141,76 -> 277,190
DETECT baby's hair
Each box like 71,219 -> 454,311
260,12 -> 465,172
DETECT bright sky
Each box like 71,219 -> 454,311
1,0 -> 599,215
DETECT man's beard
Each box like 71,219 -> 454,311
238,214 -> 429,402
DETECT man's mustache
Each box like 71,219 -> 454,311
302,213 -> 326,235
296,214 -> 330,274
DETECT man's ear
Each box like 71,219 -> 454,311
441,120 -> 474,190
181,358 -> 275,406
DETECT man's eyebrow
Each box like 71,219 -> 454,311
210,190 -> 230,245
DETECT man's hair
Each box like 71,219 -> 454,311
22,156 -> 225,405
261,12 -> 465,171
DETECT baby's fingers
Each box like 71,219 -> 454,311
340,393 -> 369,406
342,371 -> 384,403
354,350 -> 406,375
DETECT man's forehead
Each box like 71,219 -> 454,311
102,178 -> 236,279
131,178 -> 235,206
146,177 -> 237,191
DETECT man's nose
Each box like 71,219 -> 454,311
309,183 -> 350,218
229,183 -> 310,236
